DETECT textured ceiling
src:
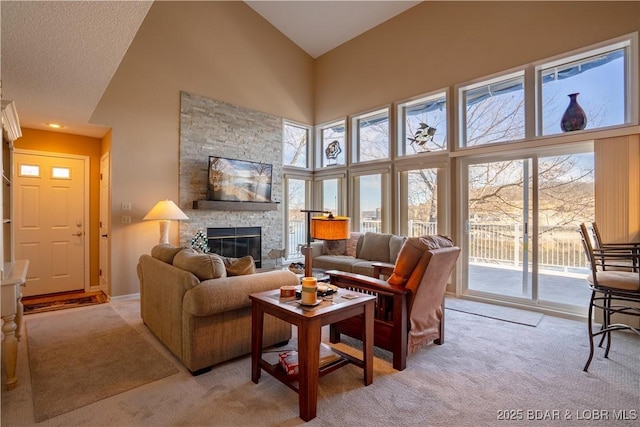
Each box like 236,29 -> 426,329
1,1 -> 421,138
1,1 -> 153,137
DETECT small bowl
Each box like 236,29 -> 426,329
280,285 -> 297,298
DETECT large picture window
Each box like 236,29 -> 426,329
398,93 -> 447,156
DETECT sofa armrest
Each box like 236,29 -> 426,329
183,270 -> 299,316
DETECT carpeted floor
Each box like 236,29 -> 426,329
25,304 -> 178,422
445,297 -> 545,327
2,297 -> 638,426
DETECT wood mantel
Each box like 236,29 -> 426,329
192,200 -> 279,211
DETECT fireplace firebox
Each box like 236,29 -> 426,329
207,227 -> 262,268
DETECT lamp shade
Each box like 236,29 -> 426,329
311,215 -> 350,240
143,199 -> 189,221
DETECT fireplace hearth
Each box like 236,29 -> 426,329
207,227 -> 262,268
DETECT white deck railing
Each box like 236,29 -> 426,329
287,220 -> 588,271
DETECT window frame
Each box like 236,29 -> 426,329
396,89 -> 449,157
315,118 -> 347,169
350,106 -> 391,165
534,33 -> 638,137
282,120 -> 312,170
455,32 -> 638,152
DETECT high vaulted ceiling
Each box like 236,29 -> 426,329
1,1 -> 421,138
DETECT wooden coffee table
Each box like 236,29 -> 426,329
250,289 -> 375,421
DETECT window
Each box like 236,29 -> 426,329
538,39 -> 632,136
52,167 -> 71,179
283,122 -> 309,168
356,174 -> 382,232
19,164 -> 40,177
460,72 -> 525,148
405,168 -> 439,236
319,121 -> 346,168
322,179 -> 338,215
398,93 -> 447,156
286,178 -> 307,258
353,108 -> 389,163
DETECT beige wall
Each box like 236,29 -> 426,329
91,2 -> 314,296
91,1 -> 639,297
14,128 -> 102,288
315,1 -> 640,123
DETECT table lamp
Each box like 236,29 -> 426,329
143,199 -> 189,245
300,210 -> 350,277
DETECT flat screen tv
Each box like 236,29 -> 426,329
207,156 -> 273,202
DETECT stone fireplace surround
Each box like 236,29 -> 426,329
178,92 -> 284,268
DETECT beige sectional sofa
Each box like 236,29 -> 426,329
309,232 -> 407,276
137,244 -> 297,374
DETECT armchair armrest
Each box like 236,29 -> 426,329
326,269 -> 408,296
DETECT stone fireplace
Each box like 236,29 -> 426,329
178,92 -> 284,268
207,227 -> 262,268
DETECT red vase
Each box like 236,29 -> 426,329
560,93 -> 587,132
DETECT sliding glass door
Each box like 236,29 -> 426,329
462,149 -> 594,311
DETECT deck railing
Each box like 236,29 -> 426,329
287,220 -> 587,271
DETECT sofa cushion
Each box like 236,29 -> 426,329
323,240 -> 347,255
387,237 -> 429,286
173,248 -> 227,281
312,255 -> 361,272
225,255 -> 256,276
151,244 -> 183,264
358,232 -> 392,262
346,232 -> 362,257
389,235 -> 406,263
352,260 -> 376,276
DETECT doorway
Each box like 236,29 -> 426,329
13,150 -> 89,297
461,149 -> 594,313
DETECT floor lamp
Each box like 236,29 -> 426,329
300,210 -> 350,278
143,199 -> 189,245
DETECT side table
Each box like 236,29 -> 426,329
250,290 -> 375,421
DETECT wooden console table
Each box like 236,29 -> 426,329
250,289 -> 375,421
1,259 -> 29,390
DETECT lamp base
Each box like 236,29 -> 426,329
158,220 -> 170,245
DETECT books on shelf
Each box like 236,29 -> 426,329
279,343 -> 341,375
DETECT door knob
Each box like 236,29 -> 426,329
72,232 -> 84,236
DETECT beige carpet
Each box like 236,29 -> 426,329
445,297 -> 545,327
26,304 -> 178,422
3,298 -> 638,426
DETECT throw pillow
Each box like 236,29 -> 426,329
345,232 -> 362,257
225,255 -> 256,276
173,248 -> 227,281
151,244 -> 183,264
322,240 -> 347,256
358,232 -> 392,262
387,237 -> 428,286
389,235 -> 407,263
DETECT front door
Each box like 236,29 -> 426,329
13,151 -> 88,297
